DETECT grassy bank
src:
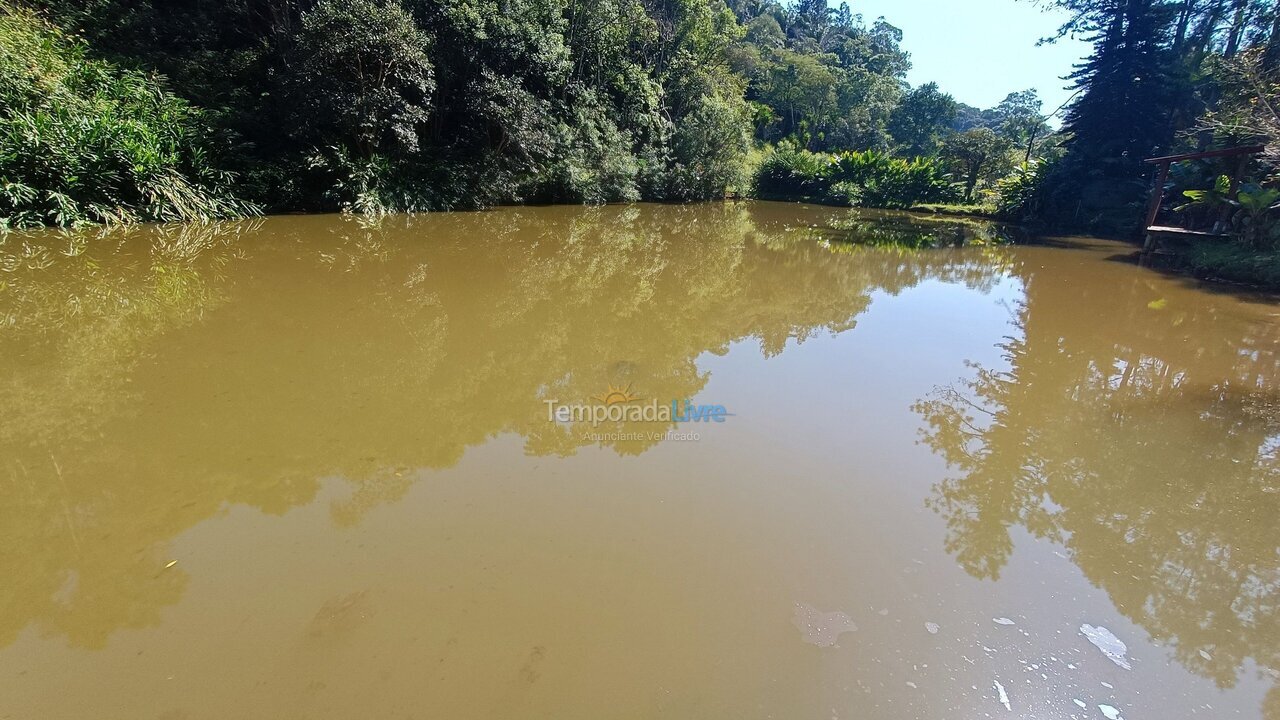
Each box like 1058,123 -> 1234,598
1168,239 -> 1280,288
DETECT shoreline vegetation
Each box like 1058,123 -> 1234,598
1,0 -> 1278,285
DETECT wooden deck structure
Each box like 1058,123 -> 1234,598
1141,145 -> 1265,252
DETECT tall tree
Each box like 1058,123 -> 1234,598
888,82 -> 957,156
943,127 -> 1012,200
1059,0 -> 1174,174
992,89 -> 1050,162
1029,0 -> 1178,232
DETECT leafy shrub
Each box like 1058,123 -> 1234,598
535,118 -> 642,205
995,160 -> 1049,222
752,142 -> 957,208
0,3 -> 253,228
659,90 -> 753,201
827,180 -> 864,205
752,141 -> 834,200
1229,183 -> 1280,249
829,150 -> 957,208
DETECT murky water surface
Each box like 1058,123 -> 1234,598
2,202 -> 1279,719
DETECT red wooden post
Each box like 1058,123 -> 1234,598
1144,161 -> 1170,228
1142,161 -> 1170,252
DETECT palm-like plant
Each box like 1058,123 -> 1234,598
1230,184 -> 1280,249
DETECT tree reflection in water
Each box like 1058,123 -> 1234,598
0,203 -> 1009,650
913,253 -> 1280,716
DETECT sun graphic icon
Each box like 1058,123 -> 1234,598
593,383 -> 640,405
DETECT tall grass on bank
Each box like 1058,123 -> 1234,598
0,3 -> 254,229
752,142 -> 959,210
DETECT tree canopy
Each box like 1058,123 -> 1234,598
1,0 -> 1278,238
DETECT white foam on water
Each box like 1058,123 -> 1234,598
994,680 -> 1011,711
1080,624 -> 1132,670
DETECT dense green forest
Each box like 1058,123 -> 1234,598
1,0 -> 1278,259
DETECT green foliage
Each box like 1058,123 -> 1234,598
1172,176 -> 1280,249
942,127 -> 1013,202
1230,184 -> 1280,248
283,0 -> 435,159
889,82 -> 957,157
1176,174 -> 1233,212
0,3 -> 253,229
1029,0 -> 1280,236
752,141 -> 834,200
752,141 -> 957,209
661,91 -> 752,200
990,90 -> 1049,162
1235,185 -> 1280,215
2,0 -> 1071,227
13,0 -> 752,220
829,149 -> 957,209
260,0 -> 441,213
1199,49 -> 1280,182
9,0 -> 1269,244
730,3 -> 910,152
994,160 -> 1049,222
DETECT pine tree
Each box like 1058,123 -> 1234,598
1060,0 -> 1174,178
1033,0 -> 1177,232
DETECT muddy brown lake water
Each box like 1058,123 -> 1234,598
1,202 -> 1278,719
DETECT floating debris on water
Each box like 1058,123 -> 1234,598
793,603 -> 857,648
1074,699 -> 1087,708
925,622 -> 940,634
1199,650 -> 1212,661
1081,624 -> 1132,670
994,679 -> 1011,711
993,617 -> 1016,626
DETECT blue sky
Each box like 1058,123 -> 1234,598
851,0 -> 1093,117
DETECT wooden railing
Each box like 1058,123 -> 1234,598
1141,145 -> 1265,252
